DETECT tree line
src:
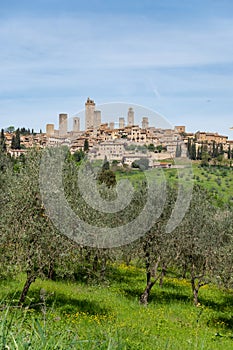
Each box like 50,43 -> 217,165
0,127 -> 44,152
187,138 -> 233,163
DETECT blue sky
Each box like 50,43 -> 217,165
1,0 -> 233,136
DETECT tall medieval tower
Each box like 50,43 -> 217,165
73,117 -> 80,132
85,97 -> 95,130
142,117 -> 149,129
127,107 -> 134,126
119,117 -> 125,128
94,110 -> 101,129
59,113 -> 68,136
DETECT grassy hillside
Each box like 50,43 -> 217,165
1,161 -> 233,349
1,265 -> 233,349
192,164 -> 233,206
116,163 -> 233,207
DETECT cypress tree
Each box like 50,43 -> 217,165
175,143 -> 182,157
11,135 -> 16,149
228,145 -> 231,159
0,129 -> 6,152
191,142 -> 196,160
84,139 -> 89,152
102,156 -> 110,170
200,142 -> 203,160
15,129 -> 21,149
187,138 -> 191,158
219,143 -> 224,155
197,146 -> 201,160
212,141 -> 216,158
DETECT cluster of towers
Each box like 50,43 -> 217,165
46,114 -> 80,137
85,98 -> 101,130
46,98 -> 150,137
85,98 -> 149,130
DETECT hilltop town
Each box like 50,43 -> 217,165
3,97 -> 233,167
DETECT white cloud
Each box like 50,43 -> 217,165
1,15 -> 233,72
1,13 -> 233,135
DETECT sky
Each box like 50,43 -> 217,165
1,0 -> 233,137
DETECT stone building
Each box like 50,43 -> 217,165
109,122 -> 115,130
85,97 -> 96,130
175,126 -> 186,134
46,124 -> 55,136
73,117 -> 80,132
119,117 -> 125,128
41,98 -> 232,161
195,131 -> 228,144
142,117 -> 149,129
127,107 -> 134,126
94,110 -> 101,129
89,141 -> 125,161
59,113 -> 68,136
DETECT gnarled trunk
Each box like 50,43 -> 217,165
47,261 -> 55,280
140,280 -> 155,305
140,271 -> 155,305
18,272 -> 36,305
100,256 -> 107,281
182,262 -> 187,279
159,263 -> 167,287
92,254 -> 98,272
191,277 -> 200,306
140,255 -> 161,305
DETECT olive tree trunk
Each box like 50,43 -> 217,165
18,272 -> 36,305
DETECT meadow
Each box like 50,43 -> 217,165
116,163 -> 233,207
2,263 -> 233,349
1,161 -> 233,349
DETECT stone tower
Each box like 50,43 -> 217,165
127,107 -> 134,126
109,122 -> 115,130
59,113 -> 68,136
142,117 -> 149,129
94,110 -> 101,129
119,117 -> 125,128
85,97 -> 95,130
73,117 -> 80,132
46,124 -> 55,136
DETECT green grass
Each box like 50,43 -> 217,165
1,264 -> 233,349
115,163 -> 233,207
84,159 -> 233,206
1,162 -> 233,348
192,164 -> 233,206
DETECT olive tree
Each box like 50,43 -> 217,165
176,186 -> 227,305
139,185 -> 179,305
1,149 -> 79,304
